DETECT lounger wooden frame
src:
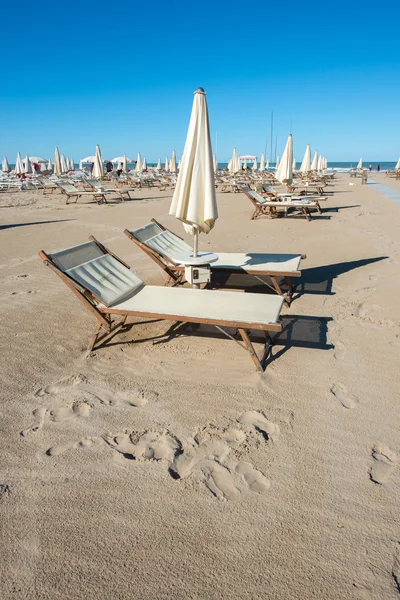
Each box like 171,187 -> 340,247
124,219 -> 305,305
240,186 -> 321,221
39,238 -> 282,371
57,182 -> 108,205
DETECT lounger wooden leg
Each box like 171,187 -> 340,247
238,328 -> 264,372
88,322 -> 103,351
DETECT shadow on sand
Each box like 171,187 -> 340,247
0,219 -> 75,231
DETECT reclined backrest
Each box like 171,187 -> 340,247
49,241 -> 144,307
132,223 -> 192,263
58,182 -> 78,193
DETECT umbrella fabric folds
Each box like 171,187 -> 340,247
136,152 -> 143,174
292,157 -> 296,171
156,158 -> 161,170
229,148 -> 239,174
15,153 -> 24,175
169,87 -> 217,256
60,154 -> 68,173
311,151 -> 318,171
92,145 -> 104,179
259,153 -> 265,172
356,158 -> 363,170
23,155 -> 32,174
275,134 -> 293,185
170,151 -> 177,173
165,157 -> 169,171
300,145 -> 311,173
213,154 -> 218,172
2,157 -> 10,172
54,148 -> 62,176
47,159 -> 52,171
122,154 -> 128,172
252,158 -> 258,171
395,158 -> 400,170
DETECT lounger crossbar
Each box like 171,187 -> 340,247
124,219 -> 306,305
39,237 -> 284,371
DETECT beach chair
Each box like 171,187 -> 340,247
39,238 -> 284,371
260,184 -> 327,202
37,177 -> 61,194
85,179 -> 133,201
240,186 -> 321,221
57,182 -> 109,204
286,181 -> 326,195
124,219 -> 306,305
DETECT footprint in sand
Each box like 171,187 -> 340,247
0,484 -> 11,500
237,410 -> 280,441
333,342 -> 346,361
330,383 -> 359,409
369,442 -> 398,486
21,403 -> 91,436
103,429 -> 181,462
47,436 -> 104,457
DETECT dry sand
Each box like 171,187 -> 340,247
1,173 -> 400,599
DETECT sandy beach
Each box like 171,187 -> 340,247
1,173 -> 400,599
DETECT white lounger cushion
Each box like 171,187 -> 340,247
112,286 -> 284,326
212,253 -> 302,273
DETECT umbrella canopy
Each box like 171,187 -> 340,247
143,157 -> 147,171
213,154 -> 218,172
29,156 -> 47,164
40,162 -> 47,172
300,145 -> 311,173
15,152 -> 24,175
275,134 -> 293,185
252,158 -> 258,171
170,150 -> 177,173
136,152 -> 143,173
259,153 -> 265,172
92,145 -> 104,178
156,158 -> 161,170
292,157 -> 296,171
169,87 -> 217,255
2,157 -> 10,172
165,157 -> 169,171
111,156 -> 134,163
395,158 -> 400,170
23,155 -> 33,174
311,151 -> 318,171
229,148 -> 239,174
356,158 -> 363,170
54,148 -> 62,176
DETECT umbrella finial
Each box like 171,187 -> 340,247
194,87 -> 206,95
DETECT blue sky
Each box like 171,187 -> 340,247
1,0 -> 399,162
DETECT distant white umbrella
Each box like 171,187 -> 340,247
311,151 -> 318,171
395,158 -> 400,170
242,160 -> 247,170
356,158 -> 363,170
60,154 -> 68,173
70,158 -> 75,171
29,156 -> 47,164
47,158 -> 52,171
40,162 -> 47,172
266,159 -> 270,169
165,156 -> 169,171
292,157 -> 296,171
15,152 -> 24,175
229,148 -> 239,174
156,158 -> 161,170
317,155 -> 323,171
2,157 -> 10,172
300,145 -> 311,173
122,154 -> 128,172
23,155 -> 32,174
92,145 -> 104,179
275,156 -> 280,170
54,148 -> 62,176
259,153 -> 265,172
227,159 -> 232,171
136,152 -> 143,173
170,150 -> 177,173
275,134 -> 293,185
177,159 -> 181,171
143,157 -> 147,171
169,87 -> 217,260
213,154 -> 218,172
252,157 -> 258,171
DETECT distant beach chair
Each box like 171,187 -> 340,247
85,179 -> 133,201
286,181 -> 326,195
240,186 -> 322,221
57,182 -> 108,204
39,238 -> 284,371
37,177 -> 60,194
124,219 -> 306,305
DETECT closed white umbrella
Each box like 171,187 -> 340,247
156,158 -> 161,170
60,154 -> 67,173
275,156 -> 280,170
23,155 -> 32,174
300,145 -> 311,173
136,152 -> 143,173
170,150 -> 177,173
2,157 -> 10,172
229,148 -> 239,174
54,148 -> 61,176
266,159 -> 270,169
252,157 -> 258,171
259,153 -> 265,172
70,158 -> 75,171
165,156 -> 169,171
143,157 -> 147,171
92,145 -> 104,179
317,155 -> 323,171
213,154 -> 218,172
356,158 -> 363,170
395,158 -> 400,170
122,154 -> 128,172
311,151 -> 318,171
242,159 -> 247,170
292,157 -> 296,171
47,159 -> 52,171
15,152 -> 24,175
275,134 -> 293,185
169,87 -> 217,260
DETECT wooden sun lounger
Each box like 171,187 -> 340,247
240,186 -> 322,221
57,182 -> 109,205
124,219 -> 306,305
39,238 -> 284,371
286,182 -> 326,195
37,177 -> 60,194
85,179 -> 133,201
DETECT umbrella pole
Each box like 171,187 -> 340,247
192,229 -> 199,289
